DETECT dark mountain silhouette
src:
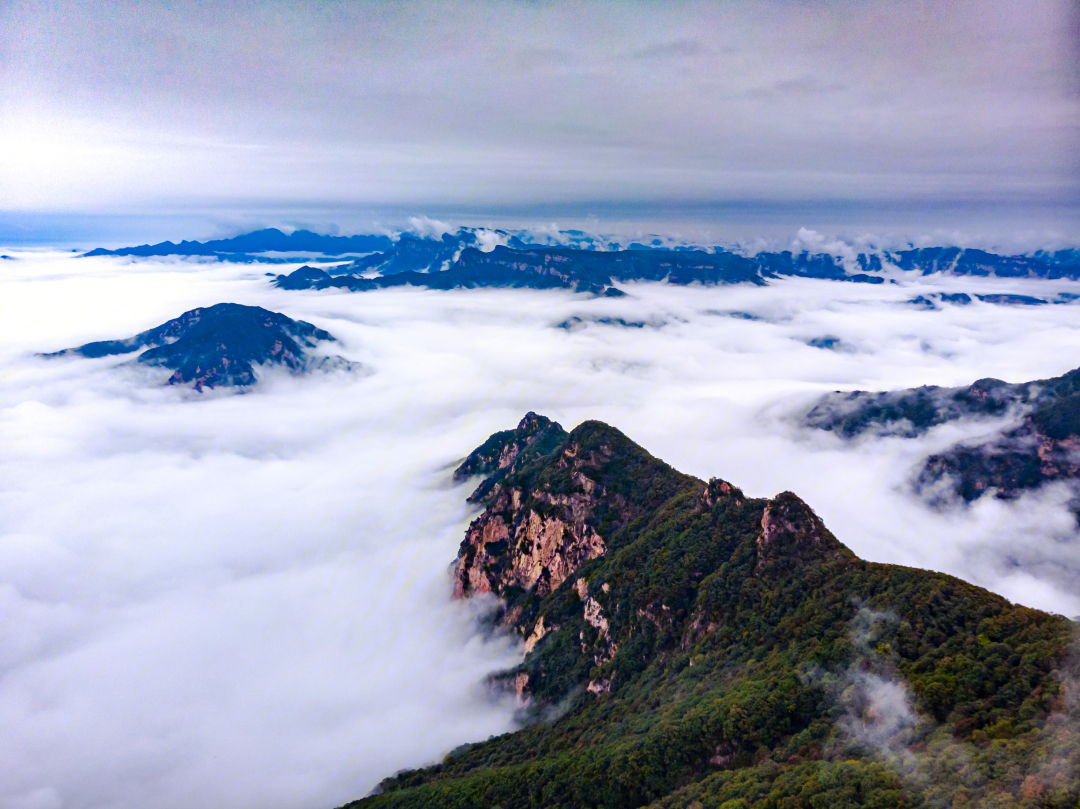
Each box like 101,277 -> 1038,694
277,245 -> 770,295
44,303 -> 350,390
82,228 -> 392,258
83,226 -> 1080,285
275,240 -> 1080,295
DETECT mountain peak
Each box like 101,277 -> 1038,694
43,302 -> 351,390
355,414 -> 1080,809
757,491 -> 853,572
453,411 -> 568,502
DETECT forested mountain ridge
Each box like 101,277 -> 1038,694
346,415 -> 1079,809
275,241 -> 1080,295
804,363 -> 1080,505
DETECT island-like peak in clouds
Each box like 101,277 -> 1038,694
803,362 -> 1080,506
44,302 -> 352,390
348,414 -> 1080,809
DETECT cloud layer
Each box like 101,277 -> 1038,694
2,251 -> 1080,808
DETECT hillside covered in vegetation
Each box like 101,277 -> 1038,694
345,415 -> 1079,809
804,363 -> 1080,505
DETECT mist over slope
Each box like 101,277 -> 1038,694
2,248 -> 1080,808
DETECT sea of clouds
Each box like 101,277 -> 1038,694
2,249 -> 1080,809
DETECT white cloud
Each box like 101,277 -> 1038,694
403,215 -> 453,240
789,227 -> 863,271
473,229 -> 509,252
3,250 -> 1080,808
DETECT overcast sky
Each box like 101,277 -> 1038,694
1,0 -> 1079,236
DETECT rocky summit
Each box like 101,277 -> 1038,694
347,414 -> 1079,809
804,363 -> 1080,505
45,302 -> 348,390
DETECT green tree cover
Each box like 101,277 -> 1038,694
345,419 -> 1079,809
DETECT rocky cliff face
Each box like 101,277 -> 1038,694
451,421 -> 627,611
452,415 -> 853,702
44,302 -> 350,390
756,491 -> 855,573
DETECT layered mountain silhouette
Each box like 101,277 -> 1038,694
44,302 -> 351,390
276,238 -> 1080,295
276,245 -> 770,295
82,228 -> 392,260
804,364 -> 1080,504
347,414 -> 1079,809
83,228 -> 1080,289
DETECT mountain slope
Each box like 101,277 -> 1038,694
44,302 -> 349,390
804,363 -> 1080,503
346,415 -> 1079,809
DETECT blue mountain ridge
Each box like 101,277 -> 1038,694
82,228 -> 393,259
271,235 -> 1080,294
803,361 -> 1080,507
83,228 -> 1080,284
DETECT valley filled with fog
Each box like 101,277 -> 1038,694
3,250 -> 1080,809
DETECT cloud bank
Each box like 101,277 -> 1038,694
2,251 -> 1080,808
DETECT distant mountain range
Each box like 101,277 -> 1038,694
347,413 -> 1079,809
81,229 -> 1080,290
274,236 -> 1080,295
276,240 -> 1080,296
82,228 -> 393,260
275,244 -> 775,296
43,302 -> 353,390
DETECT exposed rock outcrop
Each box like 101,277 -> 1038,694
453,414 -> 823,704
451,455 -> 609,602
756,492 -> 854,573
453,412 -> 569,503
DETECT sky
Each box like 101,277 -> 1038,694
1,0 -> 1078,242
2,251 -> 1080,808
